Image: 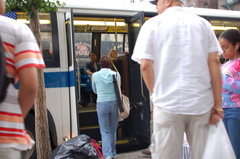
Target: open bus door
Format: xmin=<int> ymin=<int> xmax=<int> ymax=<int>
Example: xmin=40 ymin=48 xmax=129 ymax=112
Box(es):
xmin=127 ymin=12 xmax=151 ymax=146
xmin=65 ymin=8 xmax=80 ymax=137
xmin=64 ymin=7 xmax=152 ymax=150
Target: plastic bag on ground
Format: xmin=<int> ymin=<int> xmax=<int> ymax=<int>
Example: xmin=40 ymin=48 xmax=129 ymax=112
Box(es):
xmin=54 ymin=134 xmax=100 ymax=159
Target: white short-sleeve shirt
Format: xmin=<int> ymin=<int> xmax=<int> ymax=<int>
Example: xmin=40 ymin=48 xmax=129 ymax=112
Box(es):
xmin=132 ymin=7 xmax=222 ymax=115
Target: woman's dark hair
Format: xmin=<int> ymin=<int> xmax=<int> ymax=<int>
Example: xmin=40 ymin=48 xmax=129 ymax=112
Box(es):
xmin=219 ymin=29 xmax=240 ymax=52
xmin=89 ymin=51 xmax=96 ymax=57
xmin=100 ymin=55 xmax=113 ymax=69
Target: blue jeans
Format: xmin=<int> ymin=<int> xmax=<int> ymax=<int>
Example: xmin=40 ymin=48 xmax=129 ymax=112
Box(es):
xmin=223 ymin=107 xmax=240 ymax=159
xmin=97 ymin=100 xmax=118 ymax=159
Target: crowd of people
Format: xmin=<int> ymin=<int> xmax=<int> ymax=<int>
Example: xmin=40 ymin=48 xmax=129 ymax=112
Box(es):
xmin=86 ymin=49 xmax=121 ymax=159
xmin=86 ymin=22 xmax=240 ymax=159
xmin=66 ymin=1 xmax=240 ymax=158
xmin=132 ymin=0 xmax=240 ymax=159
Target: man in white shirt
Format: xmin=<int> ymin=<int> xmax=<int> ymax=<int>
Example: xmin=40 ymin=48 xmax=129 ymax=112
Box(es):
xmin=132 ymin=0 xmax=223 ymax=158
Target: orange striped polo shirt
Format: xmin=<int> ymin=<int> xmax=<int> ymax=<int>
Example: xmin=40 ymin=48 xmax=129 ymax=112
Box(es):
xmin=0 ymin=15 xmax=45 ymax=151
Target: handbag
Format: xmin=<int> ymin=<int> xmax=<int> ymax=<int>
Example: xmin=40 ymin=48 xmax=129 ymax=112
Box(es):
xmin=202 ymin=120 xmax=236 ymax=159
xmin=112 ymin=74 xmax=130 ymax=120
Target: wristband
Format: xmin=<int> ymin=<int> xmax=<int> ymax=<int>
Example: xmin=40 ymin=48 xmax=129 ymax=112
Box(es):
xmin=213 ymin=106 xmax=224 ymax=112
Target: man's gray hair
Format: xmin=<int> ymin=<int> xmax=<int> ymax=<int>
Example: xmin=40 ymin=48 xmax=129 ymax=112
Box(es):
xmin=149 ymin=0 xmax=185 ymax=5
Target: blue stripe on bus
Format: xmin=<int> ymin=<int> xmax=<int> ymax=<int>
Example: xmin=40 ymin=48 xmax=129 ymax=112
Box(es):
xmin=44 ymin=71 xmax=75 ymax=88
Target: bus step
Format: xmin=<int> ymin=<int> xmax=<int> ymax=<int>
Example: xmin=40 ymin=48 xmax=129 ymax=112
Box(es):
xmin=80 ymin=126 xmax=101 ymax=141
xmin=96 ymin=138 xmax=132 ymax=146
xmin=79 ymin=111 xmax=98 ymax=126
xmin=79 ymin=123 xmax=124 ymax=143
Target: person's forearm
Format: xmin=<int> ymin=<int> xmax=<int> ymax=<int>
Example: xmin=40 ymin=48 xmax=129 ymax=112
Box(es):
xmin=19 ymin=89 xmax=37 ymax=118
xmin=208 ymin=54 xmax=223 ymax=125
xmin=141 ymin=59 xmax=154 ymax=95
xmin=18 ymin=67 xmax=39 ymax=118
xmin=208 ymin=55 xmax=222 ymax=107
xmin=86 ymin=69 xmax=93 ymax=75
xmin=18 ymin=83 xmax=38 ymax=118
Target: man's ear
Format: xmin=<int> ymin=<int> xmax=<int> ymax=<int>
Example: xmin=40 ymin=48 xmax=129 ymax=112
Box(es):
xmin=164 ymin=0 xmax=172 ymax=7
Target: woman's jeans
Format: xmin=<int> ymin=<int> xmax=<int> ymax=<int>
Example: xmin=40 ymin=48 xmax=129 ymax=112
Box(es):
xmin=97 ymin=100 xmax=118 ymax=159
xmin=223 ymin=107 xmax=240 ymax=159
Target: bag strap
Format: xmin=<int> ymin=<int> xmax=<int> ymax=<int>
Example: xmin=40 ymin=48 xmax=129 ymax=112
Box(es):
xmin=113 ymin=74 xmax=124 ymax=112
xmin=90 ymin=139 xmax=104 ymax=159
xmin=115 ymin=73 xmax=121 ymax=93
xmin=112 ymin=62 xmax=118 ymax=72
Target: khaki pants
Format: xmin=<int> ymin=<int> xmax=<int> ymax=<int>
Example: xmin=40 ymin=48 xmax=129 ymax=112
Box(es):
xmin=0 ymin=147 xmax=22 ymax=159
xmin=151 ymin=107 xmax=210 ymax=159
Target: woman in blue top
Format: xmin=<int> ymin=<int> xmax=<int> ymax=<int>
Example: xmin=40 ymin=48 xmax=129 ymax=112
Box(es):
xmin=219 ymin=29 xmax=240 ymax=159
xmin=92 ymin=55 xmax=120 ymax=159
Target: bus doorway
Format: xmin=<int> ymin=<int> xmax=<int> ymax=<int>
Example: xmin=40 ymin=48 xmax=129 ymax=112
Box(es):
xmin=127 ymin=11 xmax=152 ymax=146
xmin=70 ymin=9 xmax=151 ymax=149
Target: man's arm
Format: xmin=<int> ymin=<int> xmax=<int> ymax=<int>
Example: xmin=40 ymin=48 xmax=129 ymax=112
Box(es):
xmin=18 ymin=67 xmax=39 ymax=118
xmin=208 ymin=52 xmax=223 ymax=124
xmin=140 ymin=59 xmax=154 ymax=95
xmin=86 ymin=69 xmax=93 ymax=75
xmin=85 ymin=62 xmax=93 ymax=75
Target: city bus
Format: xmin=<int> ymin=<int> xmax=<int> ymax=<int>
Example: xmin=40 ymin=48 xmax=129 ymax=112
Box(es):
xmin=15 ymin=2 xmax=240 ymax=158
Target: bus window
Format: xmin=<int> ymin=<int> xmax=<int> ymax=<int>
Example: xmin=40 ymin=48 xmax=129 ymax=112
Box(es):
xmin=100 ymin=33 xmax=127 ymax=56
xmin=42 ymin=34 xmax=53 ymax=61
xmin=124 ymin=36 xmax=129 ymax=53
xmin=17 ymin=12 xmax=60 ymax=67
xmin=209 ymin=18 xmax=240 ymax=37
xmin=74 ymin=33 xmax=92 ymax=67
xmin=39 ymin=13 xmax=53 ymax=62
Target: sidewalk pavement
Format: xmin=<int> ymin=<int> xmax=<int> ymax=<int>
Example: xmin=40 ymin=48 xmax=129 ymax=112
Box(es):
xmin=116 ymin=149 xmax=151 ymax=159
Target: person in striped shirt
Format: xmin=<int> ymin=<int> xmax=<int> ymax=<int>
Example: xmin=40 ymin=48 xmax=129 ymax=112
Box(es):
xmin=0 ymin=0 xmax=45 ymax=158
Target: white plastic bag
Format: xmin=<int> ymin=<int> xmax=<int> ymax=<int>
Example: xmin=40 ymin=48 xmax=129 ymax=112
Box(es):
xmin=181 ymin=133 xmax=191 ymax=159
xmin=202 ymin=120 xmax=236 ymax=159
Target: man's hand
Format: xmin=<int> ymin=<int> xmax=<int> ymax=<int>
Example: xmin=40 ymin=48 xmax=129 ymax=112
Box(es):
xmin=209 ymin=106 xmax=224 ymax=125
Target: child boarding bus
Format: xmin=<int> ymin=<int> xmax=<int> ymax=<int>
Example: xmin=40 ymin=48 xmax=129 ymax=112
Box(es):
xmin=15 ymin=2 xmax=240 ymax=158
